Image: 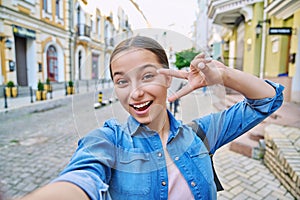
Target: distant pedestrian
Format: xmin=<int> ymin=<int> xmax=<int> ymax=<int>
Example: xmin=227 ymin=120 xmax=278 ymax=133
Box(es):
xmin=19 ymin=36 xmax=284 ymax=200
xmin=173 ymin=82 xmax=184 ymax=116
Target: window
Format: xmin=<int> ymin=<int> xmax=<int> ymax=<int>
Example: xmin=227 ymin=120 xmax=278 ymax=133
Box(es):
xmin=77 ymin=6 xmax=81 ymax=25
xmin=43 ymin=0 xmax=47 ymax=11
xmin=47 ymin=45 xmax=58 ymax=82
xmin=43 ymin=0 xmax=52 ymax=13
xmin=42 ymin=0 xmax=52 ymax=19
xmin=97 ymin=16 xmax=101 ymax=37
xmin=56 ymin=0 xmax=60 ymax=17
xmin=91 ymin=19 xmax=94 ymax=33
xmin=55 ymin=0 xmax=63 ymax=19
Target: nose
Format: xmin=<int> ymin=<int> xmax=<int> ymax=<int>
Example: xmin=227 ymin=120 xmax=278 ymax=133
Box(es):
xmin=131 ymin=85 xmax=144 ymax=100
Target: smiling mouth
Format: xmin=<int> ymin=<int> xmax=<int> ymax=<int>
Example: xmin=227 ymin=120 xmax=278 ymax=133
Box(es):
xmin=130 ymin=101 xmax=153 ymax=112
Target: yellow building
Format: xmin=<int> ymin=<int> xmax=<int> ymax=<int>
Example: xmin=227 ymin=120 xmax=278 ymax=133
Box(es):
xmin=0 ymin=0 xmax=133 ymax=93
xmin=208 ymin=0 xmax=300 ymax=103
xmin=0 ymin=0 xmax=70 ymax=90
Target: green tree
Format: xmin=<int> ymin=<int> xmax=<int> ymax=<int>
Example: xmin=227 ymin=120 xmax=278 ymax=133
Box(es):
xmin=174 ymin=48 xmax=201 ymax=70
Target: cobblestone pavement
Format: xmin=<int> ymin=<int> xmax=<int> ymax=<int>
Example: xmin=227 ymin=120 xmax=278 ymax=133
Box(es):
xmin=0 ymin=83 xmax=296 ymax=199
xmin=215 ymin=145 xmax=294 ymax=200
xmin=0 ymin=90 xmax=122 ymax=199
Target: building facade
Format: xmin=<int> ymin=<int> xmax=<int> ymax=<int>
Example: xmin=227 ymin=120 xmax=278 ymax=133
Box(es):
xmin=0 ymin=0 xmax=132 ymax=91
xmin=207 ymin=0 xmax=300 ymax=103
xmin=0 ymin=0 xmax=71 ymax=90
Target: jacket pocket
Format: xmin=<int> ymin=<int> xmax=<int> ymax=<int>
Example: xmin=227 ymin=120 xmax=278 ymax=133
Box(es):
xmin=119 ymin=149 xmax=150 ymax=164
xmin=186 ymin=142 xmax=214 ymax=184
xmin=110 ymin=170 xmax=151 ymax=195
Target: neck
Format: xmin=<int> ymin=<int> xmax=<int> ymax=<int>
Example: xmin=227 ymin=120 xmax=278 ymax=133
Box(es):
xmin=148 ymin=110 xmax=170 ymax=147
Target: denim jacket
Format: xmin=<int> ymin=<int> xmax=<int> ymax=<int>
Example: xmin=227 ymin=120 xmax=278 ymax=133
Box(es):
xmin=53 ymin=80 xmax=284 ymax=200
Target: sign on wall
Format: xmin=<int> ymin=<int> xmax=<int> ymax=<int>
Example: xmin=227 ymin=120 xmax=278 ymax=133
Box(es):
xmin=12 ymin=25 xmax=36 ymax=39
xmin=269 ymin=27 xmax=292 ymax=35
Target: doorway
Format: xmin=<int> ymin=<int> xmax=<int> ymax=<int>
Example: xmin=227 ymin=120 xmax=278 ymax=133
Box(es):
xmin=15 ymin=36 xmax=28 ymax=86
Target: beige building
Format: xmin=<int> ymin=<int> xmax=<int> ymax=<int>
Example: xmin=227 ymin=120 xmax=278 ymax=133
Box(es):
xmin=0 ymin=0 xmax=71 ymax=90
xmin=0 ymin=0 xmax=132 ymax=93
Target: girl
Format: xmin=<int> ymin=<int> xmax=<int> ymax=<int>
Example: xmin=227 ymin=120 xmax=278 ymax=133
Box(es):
xmin=20 ymin=36 xmax=283 ymax=200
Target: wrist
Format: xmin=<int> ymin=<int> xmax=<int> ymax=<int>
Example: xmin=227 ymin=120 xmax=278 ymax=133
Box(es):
xmin=220 ymin=66 xmax=230 ymax=87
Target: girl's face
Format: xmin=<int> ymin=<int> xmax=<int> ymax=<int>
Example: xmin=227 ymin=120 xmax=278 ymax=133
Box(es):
xmin=111 ymin=48 xmax=171 ymax=127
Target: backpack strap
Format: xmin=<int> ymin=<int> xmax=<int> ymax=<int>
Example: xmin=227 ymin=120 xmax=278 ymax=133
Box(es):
xmin=188 ymin=121 xmax=224 ymax=192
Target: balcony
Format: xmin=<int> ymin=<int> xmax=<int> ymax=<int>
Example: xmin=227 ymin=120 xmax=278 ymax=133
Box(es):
xmin=77 ymin=24 xmax=91 ymax=38
xmin=208 ymin=0 xmax=256 ymax=29
xmin=105 ymin=37 xmax=114 ymax=48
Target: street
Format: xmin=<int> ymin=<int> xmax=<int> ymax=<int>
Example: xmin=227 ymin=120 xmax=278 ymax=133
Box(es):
xmin=0 ymin=88 xmax=123 ymax=198
xmin=0 ymin=82 xmax=294 ymax=199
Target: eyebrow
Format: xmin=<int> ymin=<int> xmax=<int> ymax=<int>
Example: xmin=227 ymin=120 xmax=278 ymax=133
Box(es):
xmin=112 ymin=64 xmax=159 ymax=78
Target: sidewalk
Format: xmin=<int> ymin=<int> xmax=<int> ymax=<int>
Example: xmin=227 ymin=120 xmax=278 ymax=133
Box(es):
xmin=0 ymin=82 xmax=114 ymax=114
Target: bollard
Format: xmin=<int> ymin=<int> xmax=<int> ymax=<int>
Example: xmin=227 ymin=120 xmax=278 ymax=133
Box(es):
xmin=3 ymin=87 xmax=7 ymax=108
xmin=30 ymin=86 xmax=33 ymax=103
xmin=98 ymin=91 xmax=103 ymax=105
xmin=49 ymin=84 xmax=53 ymax=99
xmin=65 ymin=82 xmax=67 ymax=96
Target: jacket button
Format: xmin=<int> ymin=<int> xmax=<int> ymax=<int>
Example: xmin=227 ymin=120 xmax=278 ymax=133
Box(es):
xmin=191 ymin=181 xmax=196 ymax=187
xmin=174 ymin=156 xmax=179 ymax=161
xmin=157 ymin=152 xmax=162 ymax=157
xmin=161 ymin=181 xmax=166 ymax=186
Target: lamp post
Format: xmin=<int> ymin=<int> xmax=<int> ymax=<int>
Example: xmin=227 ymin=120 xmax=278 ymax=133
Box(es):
xmin=256 ymin=18 xmax=270 ymax=79
xmin=255 ymin=19 xmax=270 ymax=38
xmin=255 ymin=23 xmax=262 ymax=38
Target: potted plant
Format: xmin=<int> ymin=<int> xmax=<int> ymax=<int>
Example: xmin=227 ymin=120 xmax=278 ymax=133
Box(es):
xmin=67 ymin=80 xmax=75 ymax=95
xmin=5 ymin=81 xmax=18 ymax=97
xmin=36 ymin=80 xmax=47 ymax=101
xmin=44 ymin=78 xmax=52 ymax=92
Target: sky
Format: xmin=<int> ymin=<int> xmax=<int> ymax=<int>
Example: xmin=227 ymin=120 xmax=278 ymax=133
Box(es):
xmin=86 ymin=0 xmax=198 ymax=38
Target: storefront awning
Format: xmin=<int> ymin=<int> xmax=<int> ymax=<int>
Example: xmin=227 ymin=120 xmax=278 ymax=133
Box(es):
xmin=13 ymin=25 xmax=36 ymax=39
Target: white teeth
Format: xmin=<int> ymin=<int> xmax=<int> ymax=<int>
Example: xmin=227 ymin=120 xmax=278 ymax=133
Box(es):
xmin=133 ymin=101 xmax=150 ymax=109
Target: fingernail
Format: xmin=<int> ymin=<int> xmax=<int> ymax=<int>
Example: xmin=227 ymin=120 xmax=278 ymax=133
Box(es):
xmin=198 ymin=62 xmax=205 ymax=69
xmin=205 ymin=57 xmax=212 ymax=62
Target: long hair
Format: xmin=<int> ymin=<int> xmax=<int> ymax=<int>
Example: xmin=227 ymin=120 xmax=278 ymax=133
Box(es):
xmin=109 ymin=36 xmax=169 ymax=79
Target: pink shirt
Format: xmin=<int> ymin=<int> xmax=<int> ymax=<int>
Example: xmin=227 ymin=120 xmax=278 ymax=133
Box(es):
xmin=165 ymin=150 xmax=194 ymax=199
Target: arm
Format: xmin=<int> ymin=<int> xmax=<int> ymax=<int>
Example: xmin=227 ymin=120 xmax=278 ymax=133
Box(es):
xmin=18 ymin=127 xmax=116 ymax=200
xmin=18 ymin=182 xmax=89 ymax=200
xmin=197 ymin=80 xmax=284 ymax=153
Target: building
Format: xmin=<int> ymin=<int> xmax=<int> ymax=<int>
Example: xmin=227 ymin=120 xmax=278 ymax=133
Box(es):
xmin=0 ymin=0 xmax=71 ymax=90
xmin=0 ymin=0 xmax=133 ymax=93
xmin=207 ymin=0 xmax=300 ymax=103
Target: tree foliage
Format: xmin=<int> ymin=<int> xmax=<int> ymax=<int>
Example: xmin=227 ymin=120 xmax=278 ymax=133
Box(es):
xmin=174 ymin=48 xmax=201 ymax=70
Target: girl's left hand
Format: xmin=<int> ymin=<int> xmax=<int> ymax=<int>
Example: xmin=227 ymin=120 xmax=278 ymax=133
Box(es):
xmin=158 ymin=53 xmax=225 ymax=102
